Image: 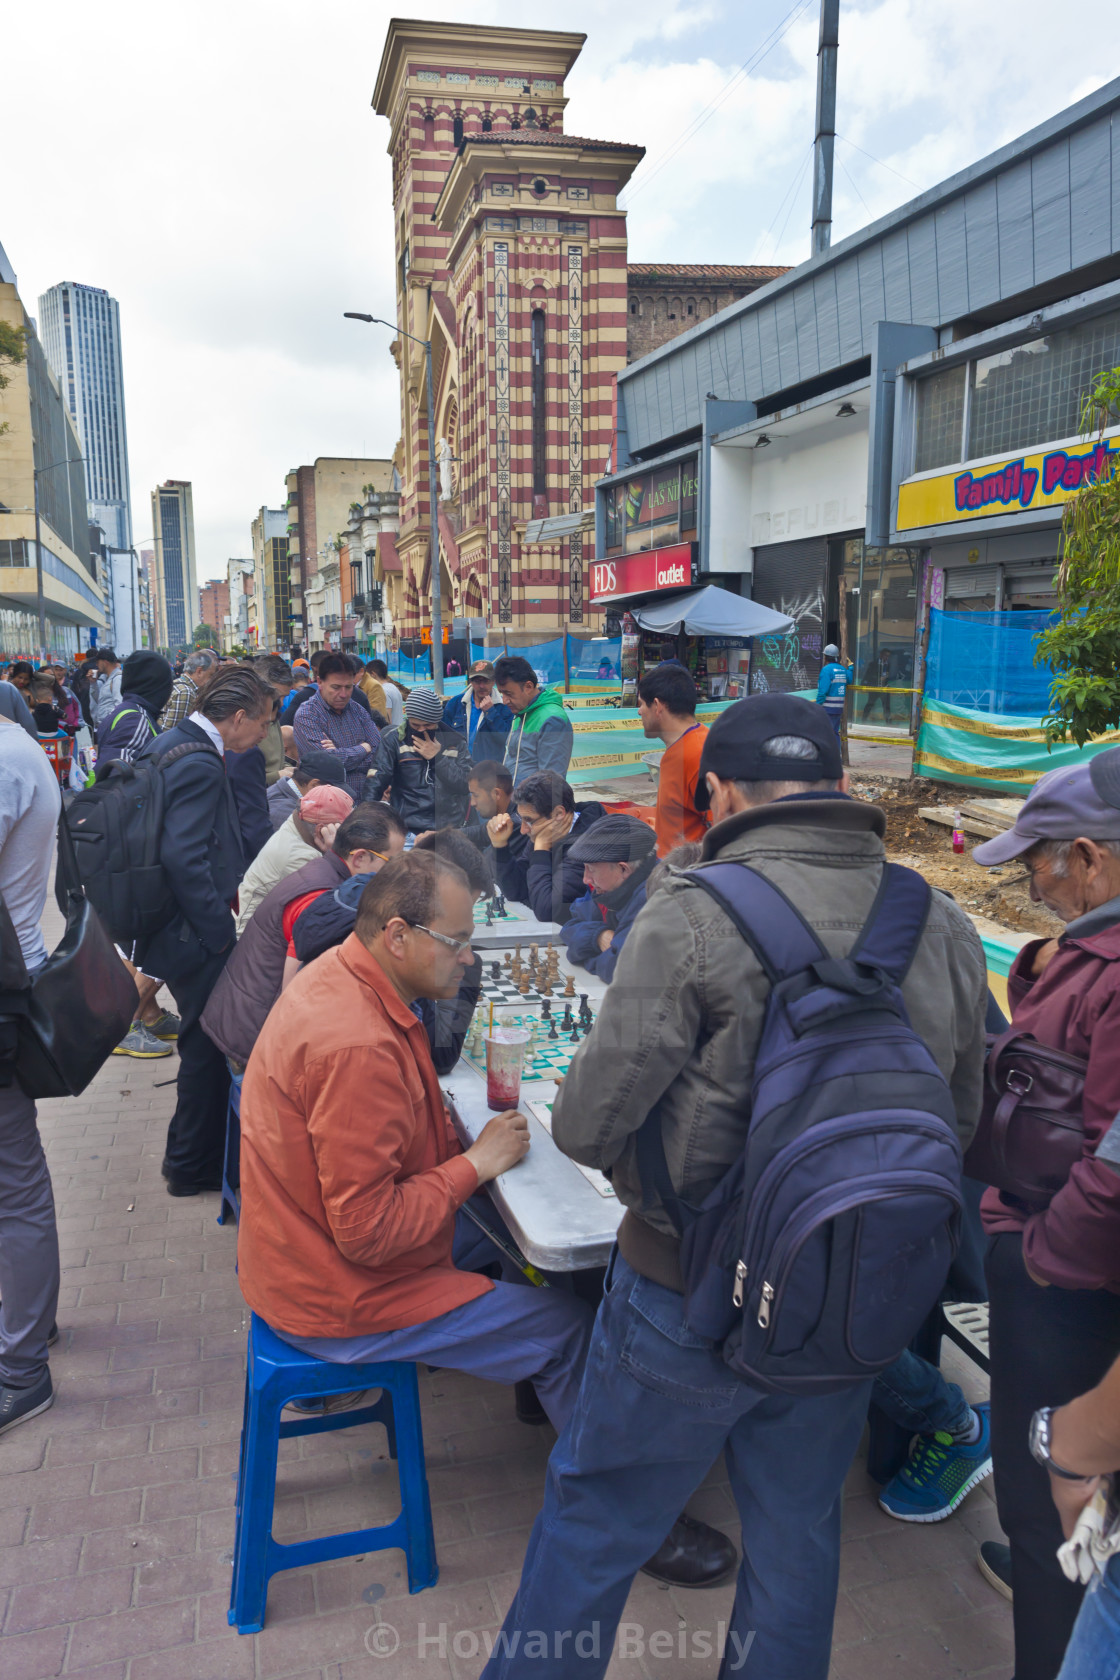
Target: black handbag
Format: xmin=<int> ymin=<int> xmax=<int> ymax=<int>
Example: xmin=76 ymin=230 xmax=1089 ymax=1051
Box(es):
xmin=962 ymin=1029 xmax=1087 ymax=1209
xmin=0 ymin=812 xmax=137 ymax=1099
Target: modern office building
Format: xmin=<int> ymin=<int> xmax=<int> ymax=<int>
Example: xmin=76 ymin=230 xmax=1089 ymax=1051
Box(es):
xmin=38 ymin=281 xmax=133 ymax=551
xmin=0 ymin=245 xmax=107 ymax=656
xmin=251 ymin=507 xmax=290 ymax=650
xmin=284 ymin=457 xmax=394 ymax=648
xmin=151 ymin=480 xmax=197 ymax=652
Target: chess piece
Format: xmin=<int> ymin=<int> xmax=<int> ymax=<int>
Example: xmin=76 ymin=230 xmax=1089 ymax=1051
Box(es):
xmin=578 ymin=994 xmax=591 ymax=1020
xmin=569 ymin=1030 xmax=580 ymax=1046
xmin=548 ymin=1018 xmax=558 ymax=1040
xmin=541 ymin=1000 xmax=551 ymax=1019
xmin=561 ymin=1004 xmax=573 ymax=1032
xmin=514 ymin=943 xmax=522 ymax=965
xmin=530 ymin=944 xmax=539 ymax=964
xmin=540 ymin=980 xmax=552 ymax=998
xmin=494 ymin=892 xmax=506 ymax=916
xmin=519 ymin=974 xmax=531 ymax=996
xmin=503 ymin=950 xmax=513 ymax=972
xmin=485 ymin=901 xmax=494 ymax=926
xmin=564 ymin=974 xmax=575 ymax=998
xmin=490 ymin=962 xmax=501 ymax=982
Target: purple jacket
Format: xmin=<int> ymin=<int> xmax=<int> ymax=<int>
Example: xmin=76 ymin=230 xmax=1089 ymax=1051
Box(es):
xmin=982 ymin=905 xmax=1120 ymax=1291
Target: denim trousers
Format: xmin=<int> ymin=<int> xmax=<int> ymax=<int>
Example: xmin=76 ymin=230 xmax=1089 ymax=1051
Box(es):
xmin=1057 ymin=1553 xmax=1120 ymax=1680
xmin=871 ymin=1346 xmax=971 ymax=1437
xmin=481 ymin=1254 xmax=871 ymax=1680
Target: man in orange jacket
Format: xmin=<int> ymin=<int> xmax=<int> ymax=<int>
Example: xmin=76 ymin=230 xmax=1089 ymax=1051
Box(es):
xmin=237 ymin=850 xmax=592 ymax=1428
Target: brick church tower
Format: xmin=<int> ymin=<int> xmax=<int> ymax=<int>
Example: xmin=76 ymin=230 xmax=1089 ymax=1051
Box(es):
xmin=372 ymin=21 xmax=642 ymax=647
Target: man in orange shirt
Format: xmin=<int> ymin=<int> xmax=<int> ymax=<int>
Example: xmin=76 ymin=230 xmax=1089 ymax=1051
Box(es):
xmin=638 ymin=665 xmax=710 ymax=858
xmin=237 ymin=851 xmax=593 ymax=1429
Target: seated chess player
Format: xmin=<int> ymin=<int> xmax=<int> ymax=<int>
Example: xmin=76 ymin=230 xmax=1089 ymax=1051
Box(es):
xmin=558 ymin=814 xmax=659 ymax=983
xmin=238 ymin=851 xmax=595 ymax=1428
xmin=291 ymin=829 xmax=486 ymax=1075
xmin=486 ymin=771 xmax=606 ymax=926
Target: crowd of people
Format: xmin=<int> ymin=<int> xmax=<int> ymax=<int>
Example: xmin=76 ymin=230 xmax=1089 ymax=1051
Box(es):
xmin=0 ymin=642 xmax=1116 ymax=1680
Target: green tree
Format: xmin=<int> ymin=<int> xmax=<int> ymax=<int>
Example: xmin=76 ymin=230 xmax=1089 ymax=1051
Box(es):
xmin=0 ymin=320 xmax=27 ymax=437
xmin=1036 ymin=367 xmax=1120 ymax=745
xmin=193 ymin=621 xmax=220 ymax=650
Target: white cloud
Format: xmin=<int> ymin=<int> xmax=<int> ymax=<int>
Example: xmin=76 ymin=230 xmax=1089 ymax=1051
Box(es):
xmin=1 ymin=0 xmax=1113 ymax=572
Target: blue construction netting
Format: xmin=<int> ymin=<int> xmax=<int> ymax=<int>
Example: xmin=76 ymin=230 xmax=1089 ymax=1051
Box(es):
xmin=925 ymin=608 xmax=1058 ymax=716
xmin=385 ymin=634 xmax=623 ymax=688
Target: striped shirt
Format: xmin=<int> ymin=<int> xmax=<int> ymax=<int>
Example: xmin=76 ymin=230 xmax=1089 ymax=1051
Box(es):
xmin=292 ymin=689 xmax=380 ymax=799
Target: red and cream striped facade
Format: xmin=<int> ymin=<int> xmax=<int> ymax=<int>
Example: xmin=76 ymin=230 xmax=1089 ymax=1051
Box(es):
xmin=372 ymin=21 xmax=642 ymax=648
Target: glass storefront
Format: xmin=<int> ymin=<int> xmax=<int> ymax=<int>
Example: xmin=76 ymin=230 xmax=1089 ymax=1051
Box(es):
xmin=603 ymin=456 xmax=699 ymax=555
xmin=838 ymin=540 xmax=920 ymax=722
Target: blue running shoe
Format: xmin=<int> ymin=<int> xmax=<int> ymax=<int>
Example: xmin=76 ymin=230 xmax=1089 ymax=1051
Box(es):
xmin=879 ymin=1402 xmax=992 ymax=1523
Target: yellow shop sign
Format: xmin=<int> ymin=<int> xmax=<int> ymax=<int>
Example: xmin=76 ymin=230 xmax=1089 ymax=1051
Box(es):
xmin=896 ymin=433 xmax=1120 ymax=531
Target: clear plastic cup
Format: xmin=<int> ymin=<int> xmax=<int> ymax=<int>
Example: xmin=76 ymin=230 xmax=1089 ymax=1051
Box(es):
xmin=485 ymin=1027 xmax=532 ymax=1110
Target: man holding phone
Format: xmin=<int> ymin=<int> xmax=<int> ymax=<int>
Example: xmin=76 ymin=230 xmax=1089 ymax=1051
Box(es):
xmin=364 ymin=687 xmax=474 ymax=833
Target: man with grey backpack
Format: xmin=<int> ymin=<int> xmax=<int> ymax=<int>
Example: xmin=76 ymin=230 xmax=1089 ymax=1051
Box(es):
xmin=482 ymin=694 xmax=988 ymax=1680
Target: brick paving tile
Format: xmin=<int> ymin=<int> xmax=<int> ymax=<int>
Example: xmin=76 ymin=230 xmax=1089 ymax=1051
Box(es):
xmin=0 ymin=898 xmax=1016 ymax=1680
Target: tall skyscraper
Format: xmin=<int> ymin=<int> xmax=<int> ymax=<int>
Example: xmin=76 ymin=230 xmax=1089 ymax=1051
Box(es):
xmin=38 ymin=281 xmax=133 ymax=551
xmin=151 ymin=480 xmax=197 ymax=651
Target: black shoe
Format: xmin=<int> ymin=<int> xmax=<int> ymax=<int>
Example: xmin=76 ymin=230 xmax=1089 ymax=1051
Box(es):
xmin=0 ymin=1370 xmax=54 ymax=1438
xmin=977 ymin=1540 xmax=1013 ymax=1602
xmin=515 ymin=1379 xmax=548 ymax=1425
xmin=165 ymin=1177 xmax=223 ymax=1197
xmin=641 ymin=1514 xmax=738 ymax=1588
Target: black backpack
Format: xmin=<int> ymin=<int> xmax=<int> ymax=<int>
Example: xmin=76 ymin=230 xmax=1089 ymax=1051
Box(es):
xmin=63 ymin=740 xmax=211 ymax=946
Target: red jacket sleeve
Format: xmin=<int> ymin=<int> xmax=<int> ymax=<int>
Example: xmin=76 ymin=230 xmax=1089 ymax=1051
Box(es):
xmin=1022 ymin=979 xmax=1120 ymax=1290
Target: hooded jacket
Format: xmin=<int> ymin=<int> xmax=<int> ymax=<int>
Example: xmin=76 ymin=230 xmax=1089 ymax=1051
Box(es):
xmin=503 ymin=686 xmax=574 ymax=783
xmin=559 ymin=850 xmax=658 ymax=983
xmin=551 ymin=795 xmax=988 ymax=1293
xmin=492 ymin=800 xmax=606 ymax=925
xmin=364 ymin=722 xmax=473 ymax=832
xmin=95 ymin=652 xmax=174 ymax=766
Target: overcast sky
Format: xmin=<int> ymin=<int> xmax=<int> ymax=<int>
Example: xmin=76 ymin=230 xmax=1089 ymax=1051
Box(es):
xmin=2 ymin=0 xmax=1112 ymax=575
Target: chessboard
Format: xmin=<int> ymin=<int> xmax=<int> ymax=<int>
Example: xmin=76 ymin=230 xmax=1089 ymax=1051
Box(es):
xmin=473 ymin=894 xmax=521 ymax=927
xmin=461 ymin=1007 xmax=596 ymax=1086
xmin=477 ymin=944 xmax=583 ymax=1009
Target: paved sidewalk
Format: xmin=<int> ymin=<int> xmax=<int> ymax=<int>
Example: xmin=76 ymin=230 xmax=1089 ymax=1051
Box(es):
xmin=0 ymin=909 xmax=1012 ymax=1679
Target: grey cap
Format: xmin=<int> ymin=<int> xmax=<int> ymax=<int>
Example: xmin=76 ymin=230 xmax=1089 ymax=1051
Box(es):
xmin=1089 ymin=745 xmax=1120 ymax=810
xmin=568 ymin=814 xmax=657 ymax=865
xmin=972 ymin=760 xmax=1120 ymax=865
xmin=404 ymin=686 xmax=444 ymax=724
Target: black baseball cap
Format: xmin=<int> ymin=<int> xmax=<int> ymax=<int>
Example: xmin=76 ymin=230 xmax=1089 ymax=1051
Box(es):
xmin=293 ymin=751 xmax=348 ymax=788
xmin=694 ymin=694 xmax=844 ymax=811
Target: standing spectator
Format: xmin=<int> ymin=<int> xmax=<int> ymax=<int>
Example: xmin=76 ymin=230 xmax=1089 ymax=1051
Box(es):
xmin=364 ymin=687 xmax=472 ymax=833
xmin=8 ymin=661 xmax=33 ymax=698
xmin=367 ymin=658 xmax=404 ymax=729
xmin=971 ymin=759 xmax=1120 ymax=1679
xmin=29 ymin=676 xmax=64 ymax=736
xmin=559 ymin=815 xmax=658 ymax=983
xmin=92 ymin=647 xmax=123 ymax=726
xmin=71 ymin=648 xmax=100 ymax=727
xmin=484 ymin=694 xmax=987 ymax=1680
xmin=442 ymin=659 xmax=513 ymax=762
xmin=234 ymin=783 xmax=353 ymax=934
xmin=0 ymin=715 xmax=62 ymax=1434
xmin=136 ymin=666 xmax=273 ymax=1196
xmin=292 ymin=651 xmax=380 ymax=800
xmin=159 ymin=648 xmax=219 ymax=732
xmin=0 ymin=677 xmax=37 ymax=739
xmin=95 ymin=651 xmax=174 ymax=767
xmin=356 ymin=661 xmax=389 ymax=722
xmin=637 ymin=664 xmax=709 ymax=857
xmin=495 ymin=656 xmax=573 ymax=781
xmin=266 ymin=749 xmax=348 ymax=832
xmin=816 ymin=643 xmax=854 ymax=738
xmin=251 ymin=654 xmax=293 ymax=788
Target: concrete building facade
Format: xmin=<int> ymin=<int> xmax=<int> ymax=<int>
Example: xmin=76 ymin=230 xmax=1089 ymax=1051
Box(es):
xmin=38 ymin=280 xmax=133 ymax=551
xmin=373 ymin=20 xmax=645 ymax=650
xmin=251 ymin=506 xmax=290 ymax=651
xmin=626 ymin=264 xmax=787 ymax=363
xmin=284 ymin=458 xmax=394 ymax=651
xmin=199 ymin=577 xmax=230 ymax=643
xmin=151 ymin=480 xmax=197 ymax=653
xmin=0 ymin=249 xmax=107 ymax=656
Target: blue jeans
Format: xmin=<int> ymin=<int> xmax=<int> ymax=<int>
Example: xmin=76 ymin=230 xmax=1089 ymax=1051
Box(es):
xmin=1058 ymin=1553 xmax=1120 ymax=1680
xmin=481 ymin=1255 xmax=871 ymax=1680
xmin=871 ymin=1347 xmax=971 ymax=1438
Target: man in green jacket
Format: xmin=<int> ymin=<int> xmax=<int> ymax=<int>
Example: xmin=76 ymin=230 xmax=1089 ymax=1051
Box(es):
xmin=494 ymin=656 xmax=573 ymax=782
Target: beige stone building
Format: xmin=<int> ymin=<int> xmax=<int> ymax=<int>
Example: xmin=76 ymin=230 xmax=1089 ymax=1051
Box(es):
xmin=284 ymin=457 xmax=394 ymax=653
xmin=626 ymin=264 xmax=788 ymax=363
xmin=0 ymin=258 xmax=107 ymax=656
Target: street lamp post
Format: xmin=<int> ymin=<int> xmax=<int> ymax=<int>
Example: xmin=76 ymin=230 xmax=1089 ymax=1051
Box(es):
xmin=344 ymin=311 xmax=444 ymax=693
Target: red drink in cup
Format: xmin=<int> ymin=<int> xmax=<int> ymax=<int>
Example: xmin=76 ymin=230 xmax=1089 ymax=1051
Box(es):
xmin=485 ymin=1027 xmax=531 ymax=1110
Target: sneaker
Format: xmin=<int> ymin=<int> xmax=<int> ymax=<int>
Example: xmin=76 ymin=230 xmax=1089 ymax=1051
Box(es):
xmin=145 ymin=1009 xmax=181 ymax=1040
xmin=0 ymin=1370 xmax=54 ymax=1438
xmin=878 ymin=1402 xmax=992 ymax=1523
xmin=285 ymin=1391 xmax=377 ymax=1416
xmin=112 ymin=1023 xmax=173 ymax=1058
xmin=977 ymin=1540 xmax=1013 ymax=1601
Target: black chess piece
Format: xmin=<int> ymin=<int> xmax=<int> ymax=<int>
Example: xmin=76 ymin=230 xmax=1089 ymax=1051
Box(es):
xmin=548 ymin=1018 xmax=558 ymax=1040
xmin=491 ymin=962 xmax=501 ymax=982
xmin=494 ymin=892 xmax=506 ymax=916
xmin=569 ymin=1030 xmax=580 ymax=1045
xmin=561 ymin=1004 xmax=573 ymax=1032
xmin=541 ymin=1000 xmax=551 ymax=1020
xmin=485 ymin=901 xmax=494 ymax=926
xmin=578 ymin=994 xmax=592 ymax=1022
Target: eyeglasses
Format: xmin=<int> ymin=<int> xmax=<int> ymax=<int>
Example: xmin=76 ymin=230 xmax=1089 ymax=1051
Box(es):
xmin=406 ymin=921 xmax=474 ymax=954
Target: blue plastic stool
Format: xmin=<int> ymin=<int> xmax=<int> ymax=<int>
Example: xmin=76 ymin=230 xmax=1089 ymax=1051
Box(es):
xmin=217 ymin=1074 xmax=241 ymax=1227
xmin=228 ymin=1314 xmax=438 ymax=1633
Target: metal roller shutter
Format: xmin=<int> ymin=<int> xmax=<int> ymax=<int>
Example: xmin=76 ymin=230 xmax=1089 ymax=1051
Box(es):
xmin=749 ymin=538 xmax=827 ymax=695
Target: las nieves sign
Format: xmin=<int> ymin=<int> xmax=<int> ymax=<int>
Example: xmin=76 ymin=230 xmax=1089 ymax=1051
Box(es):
xmin=589 ymin=542 xmax=696 ymax=603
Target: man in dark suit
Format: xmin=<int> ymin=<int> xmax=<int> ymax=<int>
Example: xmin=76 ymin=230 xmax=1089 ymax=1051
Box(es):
xmin=138 ymin=666 xmax=275 ymax=1196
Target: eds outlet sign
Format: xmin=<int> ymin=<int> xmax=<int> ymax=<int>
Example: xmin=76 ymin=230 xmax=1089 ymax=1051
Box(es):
xmin=590 ymin=542 xmax=697 ymax=603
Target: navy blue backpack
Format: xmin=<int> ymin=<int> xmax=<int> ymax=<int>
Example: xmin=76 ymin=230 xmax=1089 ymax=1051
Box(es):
xmin=638 ymin=861 xmax=964 ymax=1395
